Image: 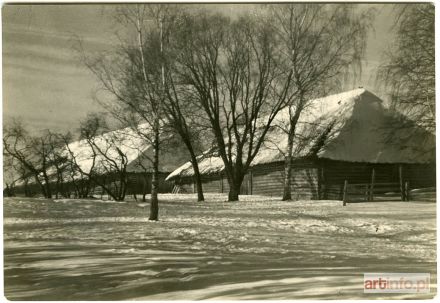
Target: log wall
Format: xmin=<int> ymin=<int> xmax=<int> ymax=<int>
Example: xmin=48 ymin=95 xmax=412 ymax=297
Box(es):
xmin=251 ymin=161 xmax=319 ymax=199
xmin=175 ymin=159 xmax=435 ymax=200
xmin=403 ymin=163 xmax=436 ymax=189
xmin=178 ymin=173 xmax=249 ymax=194
xmin=320 ymin=159 xmax=436 ymax=199
xmin=126 ymin=172 xmax=173 ymax=194
xmin=176 ymin=161 xmax=319 ymax=199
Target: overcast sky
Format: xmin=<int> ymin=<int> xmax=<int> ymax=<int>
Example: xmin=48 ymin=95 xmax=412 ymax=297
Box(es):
xmin=2 ymin=4 xmax=397 ymax=134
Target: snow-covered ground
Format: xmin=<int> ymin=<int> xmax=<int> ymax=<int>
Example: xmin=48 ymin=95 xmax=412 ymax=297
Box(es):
xmin=3 ymin=194 xmax=436 ymax=300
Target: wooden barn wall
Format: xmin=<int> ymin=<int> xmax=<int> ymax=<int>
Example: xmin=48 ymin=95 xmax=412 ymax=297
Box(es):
xmin=402 ymin=163 xmax=436 ymax=188
xmin=319 ymin=159 xmax=436 ymax=199
xmin=320 ymin=160 xmax=401 ymax=199
xmin=200 ymin=175 xmax=222 ymax=193
xmin=251 ymin=161 xmax=318 ymax=199
xmin=175 ymin=177 xmax=194 ymax=193
xmin=177 ymin=174 xmax=249 ymax=194
xmin=179 ymin=182 xmax=194 ymax=193
xmin=12 ymin=161 xmax=434 ymax=200
xmin=125 ymin=172 xmax=173 ymax=194
xmin=174 ymin=159 xmax=435 ymax=200
xmin=176 ymin=160 xmax=319 ymax=199
xmin=321 ymin=160 xmax=375 ymax=200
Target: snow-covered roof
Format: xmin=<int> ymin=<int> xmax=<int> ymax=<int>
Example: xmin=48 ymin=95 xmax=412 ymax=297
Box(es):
xmin=166 ymin=88 xmax=435 ymax=181
xmin=64 ymin=124 xmax=150 ymax=176
xmin=166 ymin=154 xmax=225 ymax=181
xmin=65 ymin=123 xmax=189 ymax=177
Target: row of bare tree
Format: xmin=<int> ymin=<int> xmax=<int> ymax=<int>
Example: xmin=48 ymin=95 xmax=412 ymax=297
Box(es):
xmin=3 ymin=114 xmax=154 ymax=202
xmin=5 ymin=4 xmax=431 ymax=222
xmin=73 ymin=4 xmax=373 ymax=220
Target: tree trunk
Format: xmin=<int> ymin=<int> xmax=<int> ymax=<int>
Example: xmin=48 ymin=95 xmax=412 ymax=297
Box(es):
xmin=85 ymin=178 xmax=92 ymax=198
xmin=46 ymin=186 xmax=52 ymax=199
xmin=116 ymin=176 xmax=127 ymax=201
xmin=121 ymin=177 xmax=127 ymax=201
xmin=227 ymin=171 xmax=244 ymax=202
xmin=55 ymin=177 xmax=60 ymax=199
xmin=55 ymin=171 xmax=64 ymax=199
xmin=141 ymin=173 xmax=147 ymax=202
xmin=189 ymin=149 xmax=204 ymax=202
xmin=149 ymin=127 xmax=160 ymax=221
xmin=24 ymin=180 xmax=29 ymax=197
xmin=4 ymin=184 xmax=14 ymax=197
xmin=42 ymin=172 xmax=52 ymax=199
xmin=282 ymin=103 xmax=303 ymax=201
xmin=282 ymin=127 xmax=295 ymax=201
xmin=228 ymin=182 xmax=241 ymax=201
xmin=194 ymin=173 xmax=204 ymax=202
xmin=34 ymin=174 xmax=47 ymax=198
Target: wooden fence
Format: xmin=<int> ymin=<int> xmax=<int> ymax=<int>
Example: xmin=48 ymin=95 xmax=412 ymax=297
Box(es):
xmin=342 ymin=181 xmax=410 ymax=205
xmin=409 ymin=187 xmax=436 ymax=202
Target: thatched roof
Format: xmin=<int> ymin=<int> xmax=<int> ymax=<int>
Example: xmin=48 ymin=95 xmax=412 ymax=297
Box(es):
xmin=66 ymin=124 xmax=189 ymax=177
xmin=125 ymin=141 xmax=190 ymax=174
xmin=17 ymin=124 xmax=190 ymax=186
xmin=166 ymin=89 xmax=435 ymax=181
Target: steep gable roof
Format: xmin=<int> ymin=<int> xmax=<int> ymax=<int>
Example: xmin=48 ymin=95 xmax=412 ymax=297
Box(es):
xmin=166 ymin=89 xmax=435 ymax=180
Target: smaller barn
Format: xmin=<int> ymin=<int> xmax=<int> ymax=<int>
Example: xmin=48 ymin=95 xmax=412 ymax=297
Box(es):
xmin=166 ymin=89 xmax=436 ymax=200
xmin=13 ymin=124 xmax=190 ymax=198
xmin=64 ymin=124 xmax=190 ymax=197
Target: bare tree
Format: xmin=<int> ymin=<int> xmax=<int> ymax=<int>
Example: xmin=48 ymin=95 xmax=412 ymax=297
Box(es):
xmin=10 ymin=161 xmax=34 ymax=197
xmin=63 ymin=114 xmax=129 ymax=201
xmin=378 ymin=3 xmax=434 ymax=133
xmin=76 ymin=5 xmax=174 ymax=219
xmin=3 ymin=120 xmax=55 ymax=198
xmin=61 ymin=132 xmax=95 ymax=199
xmin=173 ymin=12 xmax=300 ymax=201
xmin=270 ymin=4 xmax=372 ymax=200
xmin=42 ymin=130 xmax=71 ymax=199
xmin=3 ymin=154 xmax=19 ymax=197
xmin=162 ymin=75 xmax=209 ymax=202
xmin=3 ymin=124 xmax=69 ymax=199
xmin=118 ymin=6 xmax=209 ymax=202
xmin=128 ymin=147 xmax=152 ymax=202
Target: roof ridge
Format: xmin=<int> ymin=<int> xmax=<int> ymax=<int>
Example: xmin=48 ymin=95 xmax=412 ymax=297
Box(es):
xmin=311 ymin=87 xmax=367 ymax=103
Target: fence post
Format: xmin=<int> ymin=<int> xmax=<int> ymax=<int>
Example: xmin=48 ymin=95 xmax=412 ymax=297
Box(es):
xmin=249 ymin=170 xmax=253 ymax=195
xmin=405 ymin=181 xmax=410 ymax=201
xmin=365 ymin=184 xmax=369 ymax=202
xmin=370 ymin=167 xmax=376 ymax=201
xmin=342 ymin=180 xmax=348 ymax=206
xmin=399 ymin=164 xmax=405 ymax=201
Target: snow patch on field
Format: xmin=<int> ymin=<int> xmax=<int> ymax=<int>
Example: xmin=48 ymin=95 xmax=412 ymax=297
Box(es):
xmin=53 ymin=198 xmax=126 ymax=204
xmin=3 ymin=195 xmax=436 ymax=300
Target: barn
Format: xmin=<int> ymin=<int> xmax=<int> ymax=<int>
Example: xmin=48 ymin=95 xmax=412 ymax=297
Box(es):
xmin=13 ymin=124 xmax=191 ymax=198
xmin=166 ymin=89 xmax=436 ymax=201
xmin=124 ymin=140 xmax=190 ymax=195
xmin=65 ymin=124 xmax=190 ymax=197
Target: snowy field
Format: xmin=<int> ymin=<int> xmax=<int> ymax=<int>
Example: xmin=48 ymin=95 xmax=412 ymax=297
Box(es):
xmin=3 ymin=194 xmax=437 ymax=300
